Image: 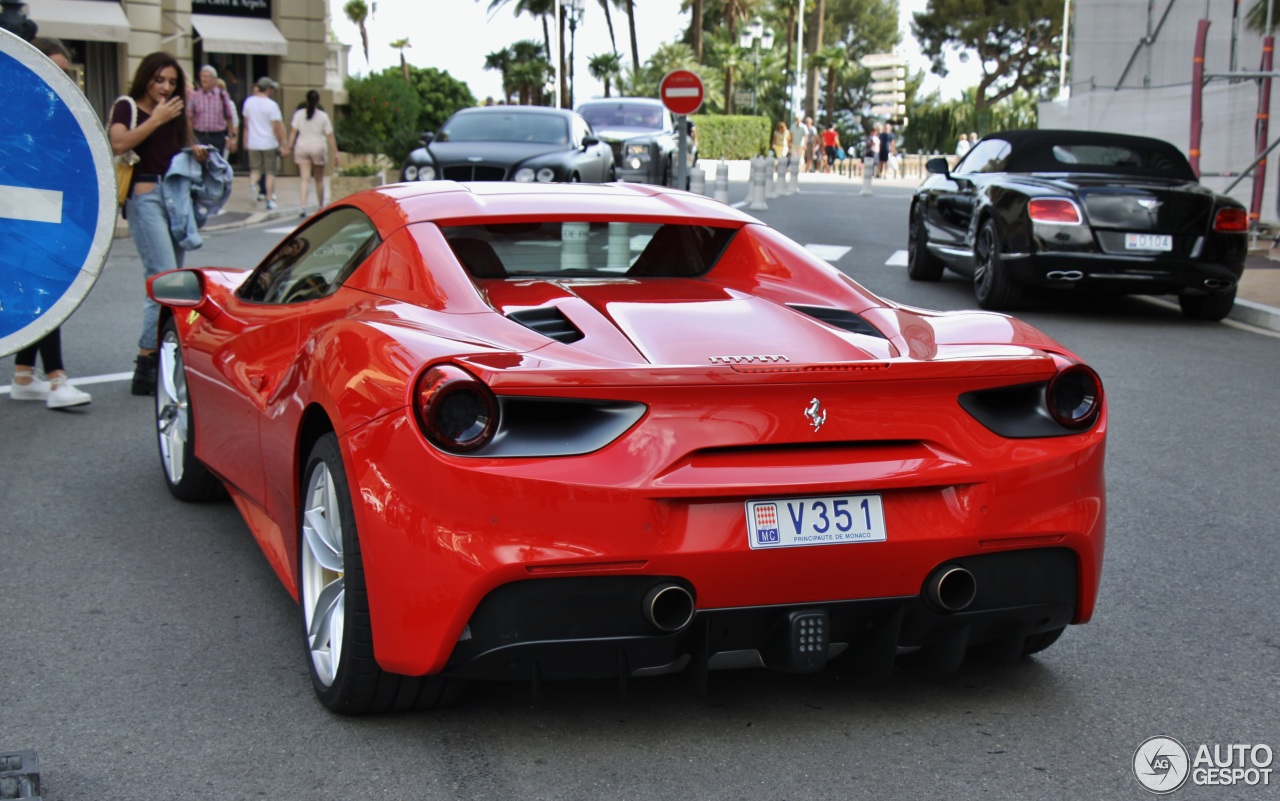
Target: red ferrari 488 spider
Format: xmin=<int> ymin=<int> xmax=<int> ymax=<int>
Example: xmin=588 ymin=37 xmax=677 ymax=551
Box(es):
xmin=148 ymin=181 xmax=1106 ymax=714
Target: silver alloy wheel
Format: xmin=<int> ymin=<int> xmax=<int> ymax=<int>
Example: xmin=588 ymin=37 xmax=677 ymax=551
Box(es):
xmin=301 ymin=460 xmax=346 ymax=688
xmin=156 ymin=330 xmax=188 ymax=486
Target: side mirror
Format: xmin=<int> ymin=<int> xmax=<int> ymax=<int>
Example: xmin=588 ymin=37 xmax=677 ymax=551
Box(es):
xmin=926 ymin=156 xmax=951 ymax=177
xmin=420 ymin=131 xmax=435 ymax=145
xmin=582 ymin=134 xmax=600 ymax=149
xmin=149 ymin=269 xmax=205 ymax=307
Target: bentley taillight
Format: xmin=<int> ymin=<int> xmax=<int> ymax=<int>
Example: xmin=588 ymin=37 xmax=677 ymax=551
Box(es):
xmin=414 ymin=364 xmax=498 ymax=453
xmin=1028 ymin=198 xmax=1083 ymax=225
xmin=1046 ymin=365 xmax=1103 ymax=429
xmin=1213 ymin=207 xmax=1249 ymax=232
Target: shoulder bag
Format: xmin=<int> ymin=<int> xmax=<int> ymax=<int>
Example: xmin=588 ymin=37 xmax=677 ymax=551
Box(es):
xmin=112 ymin=95 xmax=140 ymax=207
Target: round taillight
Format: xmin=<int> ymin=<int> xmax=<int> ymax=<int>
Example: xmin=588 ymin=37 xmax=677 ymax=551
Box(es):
xmin=1046 ymin=364 xmax=1103 ymax=429
xmin=1213 ymin=207 xmax=1249 ymax=232
xmin=414 ymin=365 xmax=498 ymax=453
xmin=1028 ymin=198 xmax=1082 ymax=225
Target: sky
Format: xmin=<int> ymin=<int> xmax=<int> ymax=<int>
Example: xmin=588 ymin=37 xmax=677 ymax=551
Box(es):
xmin=326 ymin=0 xmax=981 ymax=105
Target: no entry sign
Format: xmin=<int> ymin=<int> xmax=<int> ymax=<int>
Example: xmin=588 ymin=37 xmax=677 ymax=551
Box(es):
xmin=659 ymin=69 xmax=704 ymax=116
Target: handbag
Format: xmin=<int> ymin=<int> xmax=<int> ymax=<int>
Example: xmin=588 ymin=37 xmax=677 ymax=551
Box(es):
xmin=112 ymin=95 xmax=140 ymax=207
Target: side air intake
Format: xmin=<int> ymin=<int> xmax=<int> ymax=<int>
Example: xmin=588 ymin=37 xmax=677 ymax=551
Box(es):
xmin=788 ymin=305 xmax=887 ymax=339
xmin=507 ymin=307 xmax=585 ymax=344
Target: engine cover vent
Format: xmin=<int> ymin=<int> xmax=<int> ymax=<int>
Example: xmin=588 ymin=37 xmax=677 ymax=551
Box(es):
xmin=788 ymin=305 xmax=886 ymax=339
xmin=508 ymin=306 xmax=586 ymax=344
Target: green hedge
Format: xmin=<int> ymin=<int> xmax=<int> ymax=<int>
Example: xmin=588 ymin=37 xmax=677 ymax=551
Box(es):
xmin=692 ymin=115 xmax=771 ymax=160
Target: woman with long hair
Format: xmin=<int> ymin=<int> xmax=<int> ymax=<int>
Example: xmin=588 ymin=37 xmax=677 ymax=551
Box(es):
xmin=108 ymin=52 xmax=206 ymax=395
xmin=288 ymin=89 xmax=338 ymax=215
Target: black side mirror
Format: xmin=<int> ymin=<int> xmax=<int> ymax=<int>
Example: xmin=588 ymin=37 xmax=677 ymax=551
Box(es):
xmin=926 ymin=156 xmax=951 ymax=177
xmin=582 ymin=134 xmax=600 ymax=149
xmin=420 ymin=131 xmax=435 ymax=145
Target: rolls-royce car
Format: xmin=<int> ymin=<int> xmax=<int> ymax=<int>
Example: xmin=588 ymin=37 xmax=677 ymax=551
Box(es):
xmin=577 ymin=97 xmax=696 ymax=185
xmin=400 ymin=106 xmax=615 ymax=184
xmin=147 ymin=181 xmax=1106 ymax=714
xmin=909 ymin=129 xmax=1248 ymax=320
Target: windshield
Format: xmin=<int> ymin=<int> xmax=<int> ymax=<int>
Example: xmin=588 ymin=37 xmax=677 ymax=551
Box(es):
xmin=439 ymin=112 xmax=570 ymax=145
xmin=443 ymin=221 xmax=736 ymax=278
xmin=579 ymin=103 xmax=664 ymax=131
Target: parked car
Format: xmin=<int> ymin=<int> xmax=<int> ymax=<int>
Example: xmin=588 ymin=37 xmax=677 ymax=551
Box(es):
xmin=577 ymin=97 xmax=695 ymax=185
xmin=909 ymin=129 xmax=1249 ymax=320
xmin=400 ymin=106 xmax=614 ymax=184
xmin=147 ymin=181 xmax=1106 ymax=714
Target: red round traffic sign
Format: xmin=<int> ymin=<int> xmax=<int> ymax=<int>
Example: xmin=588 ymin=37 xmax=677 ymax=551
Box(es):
xmin=659 ymin=69 xmax=704 ymax=116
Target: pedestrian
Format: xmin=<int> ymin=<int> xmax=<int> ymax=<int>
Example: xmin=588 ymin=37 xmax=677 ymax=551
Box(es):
xmin=821 ymin=121 xmax=840 ymax=174
xmin=804 ymin=116 xmax=818 ymax=172
xmin=955 ymin=132 xmax=970 ymax=157
xmin=109 ymin=52 xmax=218 ymax=395
xmin=10 ymin=36 xmax=92 ymax=409
xmin=877 ymin=122 xmax=895 ymax=178
xmin=789 ymin=114 xmax=807 ymax=172
xmin=864 ymin=124 xmax=881 ymax=178
xmin=288 ymin=89 xmax=338 ymax=215
xmin=187 ymin=65 xmax=238 ymax=157
xmin=243 ymin=76 xmax=289 ymax=210
xmin=771 ymin=120 xmax=790 ymax=160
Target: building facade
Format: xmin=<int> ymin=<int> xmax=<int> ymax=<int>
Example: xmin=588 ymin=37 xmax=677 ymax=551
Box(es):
xmin=24 ymin=0 xmax=349 ymax=168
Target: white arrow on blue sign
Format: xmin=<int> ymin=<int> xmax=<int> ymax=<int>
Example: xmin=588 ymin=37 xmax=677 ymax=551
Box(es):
xmin=0 ymin=28 xmax=116 ymax=357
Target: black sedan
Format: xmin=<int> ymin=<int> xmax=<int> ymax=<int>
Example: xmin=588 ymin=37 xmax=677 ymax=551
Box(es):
xmin=401 ymin=106 xmax=615 ymax=184
xmin=908 ymin=129 xmax=1249 ymax=320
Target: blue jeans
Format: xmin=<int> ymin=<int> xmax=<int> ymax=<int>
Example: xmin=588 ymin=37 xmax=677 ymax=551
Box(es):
xmin=127 ymin=188 xmax=184 ymax=350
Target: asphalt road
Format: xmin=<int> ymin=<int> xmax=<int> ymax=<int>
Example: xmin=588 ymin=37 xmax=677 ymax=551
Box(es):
xmin=1 ymin=182 xmax=1277 ymax=800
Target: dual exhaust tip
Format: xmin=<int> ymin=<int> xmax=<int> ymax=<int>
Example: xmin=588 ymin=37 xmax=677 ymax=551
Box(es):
xmin=925 ymin=565 xmax=978 ymax=612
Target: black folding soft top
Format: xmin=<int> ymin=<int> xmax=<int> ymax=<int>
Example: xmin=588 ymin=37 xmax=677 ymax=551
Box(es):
xmin=982 ymin=129 xmax=1198 ymax=180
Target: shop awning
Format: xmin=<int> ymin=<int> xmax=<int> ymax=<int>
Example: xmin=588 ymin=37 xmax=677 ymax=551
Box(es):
xmin=191 ymin=14 xmax=289 ymax=57
xmin=28 ymin=0 xmax=131 ymax=43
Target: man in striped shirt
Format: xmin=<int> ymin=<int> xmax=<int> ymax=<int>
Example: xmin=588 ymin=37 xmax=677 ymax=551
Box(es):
xmin=188 ymin=65 xmax=238 ymax=156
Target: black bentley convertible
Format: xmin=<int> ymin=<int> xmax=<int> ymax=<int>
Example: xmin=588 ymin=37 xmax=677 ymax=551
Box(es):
xmin=908 ymin=129 xmax=1249 ymax=320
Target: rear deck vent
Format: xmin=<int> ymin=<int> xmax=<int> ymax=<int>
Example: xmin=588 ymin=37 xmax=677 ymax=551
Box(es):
xmin=789 ymin=305 xmax=886 ymax=339
xmin=508 ymin=306 xmax=585 ymax=344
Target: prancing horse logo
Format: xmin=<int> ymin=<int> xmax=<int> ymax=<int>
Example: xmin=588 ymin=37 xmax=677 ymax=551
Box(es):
xmin=805 ymin=398 xmax=827 ymax=432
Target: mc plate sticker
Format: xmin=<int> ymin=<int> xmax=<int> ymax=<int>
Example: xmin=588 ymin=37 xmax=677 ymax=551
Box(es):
xmin=746 ymin=495 xmax=887 ymax=549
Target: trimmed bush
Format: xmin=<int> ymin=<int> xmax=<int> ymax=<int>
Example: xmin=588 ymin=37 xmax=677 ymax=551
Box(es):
xmin=692 ymin=115 xmax=771 ymax=160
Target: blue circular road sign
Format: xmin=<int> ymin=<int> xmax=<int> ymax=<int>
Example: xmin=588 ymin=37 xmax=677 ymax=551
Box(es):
xmin=0 ymin=28 xmax=116 ymax=356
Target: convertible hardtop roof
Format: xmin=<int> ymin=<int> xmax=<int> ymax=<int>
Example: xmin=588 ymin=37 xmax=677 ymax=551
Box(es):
xmin=983 ymin=128 xmax=1196 ymax=178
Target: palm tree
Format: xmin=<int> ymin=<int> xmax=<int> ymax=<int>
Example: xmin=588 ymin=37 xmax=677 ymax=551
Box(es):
xmin=510 ymin=38 xmax=551 ymax=104
xmin=481 ymin=0 xmax=556 ymax=63
xmin=812 ymin=43 xmax=848 ymax=125
xmin=588 ymin=52 xmax=624 ymax=96
xmin=624 ymin=0 xmax=640 ymax=75
xmin=804 ymin=0 xmax=826 ymax=120
xmin=390 ymin=38 xmax=411 ymax=80
xmin=344 ymin=0 xmax=370 ymax=64
xmin=597 ymin=0 xmax=619 ymax=56
xmin=484 ymin=48 xmax=515 ymax=103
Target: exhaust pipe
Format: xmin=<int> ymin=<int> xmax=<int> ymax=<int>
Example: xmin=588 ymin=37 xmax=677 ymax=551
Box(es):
xmin=1204 ymin=278 xmax=1234 ymax=290
xmin=925 ymin=565 xmax=977 ymax=612
xmin=1046 ymin=270 xmax=1084 ymax=282
xmin=642 ymin=583 xmax=695 ymax=632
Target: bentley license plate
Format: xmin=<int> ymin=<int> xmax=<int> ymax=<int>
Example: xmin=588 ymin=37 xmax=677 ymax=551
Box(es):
xmin=746 ymin=495 xmax=886 ymax=549
xmin=1125 ymin=233 xmax=1173 ymax=251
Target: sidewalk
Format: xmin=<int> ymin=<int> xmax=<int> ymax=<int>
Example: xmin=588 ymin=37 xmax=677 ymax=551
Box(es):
xmin=154 ymin=166 xmax=1280 ymax=333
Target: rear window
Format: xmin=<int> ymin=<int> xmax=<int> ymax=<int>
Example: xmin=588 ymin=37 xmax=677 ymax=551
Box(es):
xmin=1007 ymin=139 xmax=1195 ymax=179
xmin=442 ymin=221 xmax=736 ymax=279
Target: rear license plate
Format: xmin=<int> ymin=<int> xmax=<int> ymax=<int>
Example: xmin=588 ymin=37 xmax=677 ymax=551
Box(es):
xmin=1125 ymin=233 xmax=1173 ymax=251
xmin=746 ymin=495 xmax=887 ymax=549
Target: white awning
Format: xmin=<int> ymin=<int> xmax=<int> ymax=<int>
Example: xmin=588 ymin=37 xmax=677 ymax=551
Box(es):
xmin=28 ymin=0 xmax=131 ymax=43
xmin=191 ymin=14 xmax=289 ymax=57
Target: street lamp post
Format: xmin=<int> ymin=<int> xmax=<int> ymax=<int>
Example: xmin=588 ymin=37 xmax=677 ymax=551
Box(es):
xmin=567 ymin=0 xmax=585 ymax=108
xmin=738 ymin=16 xmax=774 ymax=116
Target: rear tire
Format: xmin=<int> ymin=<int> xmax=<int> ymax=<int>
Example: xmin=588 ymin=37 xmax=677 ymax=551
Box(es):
xmin=973 ymin=219 xmax=1027 ymax=310
xmin=907 ymin=203 xmax=944 ymax=281
xmin=300 ymin=433 xmax=463 ymax=714
xmin=1178 ymin=287 xmax=1237 ymax=321
xmin=155 ymin=319 xmax=224 ymax=502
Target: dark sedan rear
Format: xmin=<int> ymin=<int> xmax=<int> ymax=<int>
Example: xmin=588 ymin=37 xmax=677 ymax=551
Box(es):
xmin=401 ymin=106 xmax=615 ymax=185
xmin=908 ymin=129 xmax=1248 ymax=320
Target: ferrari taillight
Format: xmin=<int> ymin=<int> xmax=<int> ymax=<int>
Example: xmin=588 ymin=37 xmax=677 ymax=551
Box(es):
xmin=1213 ymin=207 xmax=1249 ymax=232
xmin=1046 ymin=365 xmax=1103 ymax=430
xmin=1028 ymin=198 xmax=1083 ymax=225
xmin=414 ymin=364 xmax=498 ymax=453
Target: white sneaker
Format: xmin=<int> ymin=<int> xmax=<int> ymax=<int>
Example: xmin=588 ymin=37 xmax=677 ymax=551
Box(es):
xmin=266 ymin=199 xmax=278 ymax=211
xmin=9 ymin=374 xmax=50 ymax=400
xmin=47 ymin=376 xmax=91 ymax=409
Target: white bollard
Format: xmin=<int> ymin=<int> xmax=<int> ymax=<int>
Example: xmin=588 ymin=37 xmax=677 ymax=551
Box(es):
xmin=765 ymin=153 xmax=778 ymax=198
xmin=748 ymin=156 xmax=769 ymax=210
xmin=690 ymin=166 xmax=706 ymax=196
xmin=787 ymin=154 xmax=800 ymax=195
xmin=860 ymin=156 xmax=875 ymax=196
xmin=713 ymin=161 xmax=730 ymax=204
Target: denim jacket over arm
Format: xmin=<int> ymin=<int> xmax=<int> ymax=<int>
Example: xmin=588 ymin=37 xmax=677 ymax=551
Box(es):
xmin=161 ymin=149 xmax=234 ymax=251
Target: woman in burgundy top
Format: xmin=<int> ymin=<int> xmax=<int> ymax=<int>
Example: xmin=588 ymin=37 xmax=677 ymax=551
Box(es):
xmin=109 ymin=52 xmax=206 ymax=396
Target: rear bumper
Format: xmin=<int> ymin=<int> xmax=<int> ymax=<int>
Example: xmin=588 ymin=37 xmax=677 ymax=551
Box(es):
xmin=1003 ymin=247 xmax=1245 ymax=295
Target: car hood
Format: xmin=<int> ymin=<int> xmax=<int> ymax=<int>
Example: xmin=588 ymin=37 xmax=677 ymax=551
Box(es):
xmin=423 ymin=140 xmax=567 ymax=165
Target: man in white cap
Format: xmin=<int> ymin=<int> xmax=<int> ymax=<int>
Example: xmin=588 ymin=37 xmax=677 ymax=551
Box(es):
xmin=243 ymin=76 xmax=290 ymax=210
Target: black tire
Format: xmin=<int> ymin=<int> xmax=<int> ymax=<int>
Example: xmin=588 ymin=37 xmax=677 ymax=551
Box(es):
xmin=299 ymin=433 xmax=463 ymax=714
xmin=1021 ymin=626 xmax=1065 ymax=656
xmin=155 ymin=319 xmax=224 ymax=502
xmin=973 ymin=219 xmax=1027 ymax=310
xmin=1178 ymin=287 xmax=1237 ymax=321
xmin=907 ymin=203 xmax=945 ymax=281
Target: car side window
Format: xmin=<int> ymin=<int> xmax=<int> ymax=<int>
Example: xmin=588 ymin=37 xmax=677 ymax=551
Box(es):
xmin=955 ymin=140 xmax=1012 ymax=175
xmin=239 ymin=208 xmax=381 ymax=305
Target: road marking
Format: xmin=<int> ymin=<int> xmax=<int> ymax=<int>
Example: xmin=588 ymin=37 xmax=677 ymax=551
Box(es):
xmin=0 ymin=371 xmax=132 ymax=395
xmin=886 ymin=249 xmax=908 ymax=267
xmin=805 ymin=244 xmax=851 ymax=262
xmin=0 ymin=185 xmax=63 ymax=224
